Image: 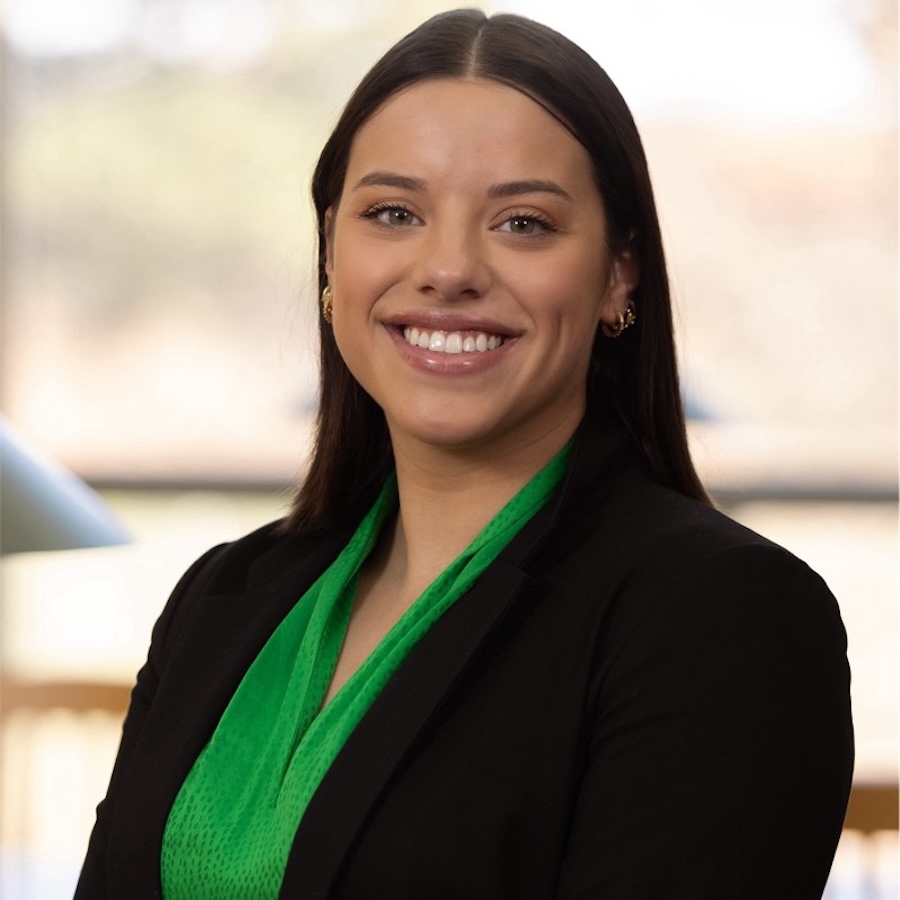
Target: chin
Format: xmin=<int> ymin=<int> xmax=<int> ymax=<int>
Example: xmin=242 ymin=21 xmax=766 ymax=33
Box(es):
xmin=383 ymin=403 xmax=498 ymax=448
xmin=391 ymin=421 xmax=495 ymax=451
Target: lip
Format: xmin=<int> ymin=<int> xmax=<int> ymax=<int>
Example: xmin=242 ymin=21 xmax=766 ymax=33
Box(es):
xmin=383 ymin=316 xmax=520 ymax=375
xmin=383 ymin=310 xmax=519 ymax=337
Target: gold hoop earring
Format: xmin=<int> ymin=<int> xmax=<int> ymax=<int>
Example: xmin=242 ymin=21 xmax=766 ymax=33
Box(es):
xmin=602 ymin=301 xmax=636 ymax=339
xmin=321 ymin=285 xmax=333 ymax=324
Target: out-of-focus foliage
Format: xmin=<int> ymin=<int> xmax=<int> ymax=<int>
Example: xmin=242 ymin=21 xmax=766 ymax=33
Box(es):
xmin=10 ymin=77 xmax=319 ymax=322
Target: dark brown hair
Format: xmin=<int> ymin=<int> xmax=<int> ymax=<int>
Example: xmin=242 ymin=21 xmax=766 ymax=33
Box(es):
xmin=288 ymin=8 xmax=708 ymax=531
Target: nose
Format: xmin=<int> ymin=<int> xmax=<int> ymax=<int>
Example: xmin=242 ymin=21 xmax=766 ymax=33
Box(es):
xmin=413 ymin=219 xmax=491 ymax=302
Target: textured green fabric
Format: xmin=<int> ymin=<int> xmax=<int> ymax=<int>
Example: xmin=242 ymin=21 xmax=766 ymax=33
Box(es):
xmin=160 ymin=446 xmax=570 ymax=899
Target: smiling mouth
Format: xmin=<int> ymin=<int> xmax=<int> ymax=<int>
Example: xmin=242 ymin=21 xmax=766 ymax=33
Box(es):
xmin=402 ymin=326 xmax=506 ymax=354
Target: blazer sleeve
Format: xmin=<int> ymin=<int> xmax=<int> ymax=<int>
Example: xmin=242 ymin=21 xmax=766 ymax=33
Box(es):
xmin=74 ymin=543 xmax=227 ymax=899
xmin=554 ymin=543 xmax=854 ymax=900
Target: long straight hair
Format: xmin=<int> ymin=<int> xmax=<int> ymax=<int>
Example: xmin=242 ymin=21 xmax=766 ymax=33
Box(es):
xmin=287 ymin=9 xmax=708 ymax=531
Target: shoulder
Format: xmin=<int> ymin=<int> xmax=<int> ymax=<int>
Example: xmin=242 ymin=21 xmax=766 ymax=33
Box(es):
xmin=174 ymin=516 xmax=352 ymax=598
xmin=559 ymin=471 xmax=807 ymax=583
xmin=549 ymin=475 xmax=845 ymax=661
xmin=148 ymin=518 xmax=348 ymax=655
xmin=557 ymin=476 xmax=850 ymax=743
xmin=601 ymin=484 xmax=846 ymax=696
xmin=548 ymin=488 xmax=852 ymax=900
xmin=160 ymin=519 xmax=291 ymax=606
xmin=612 ymin=477 xmax=778 ymax=558
xmin=554 ymin=415 xmax=800 ymax=587
xmin=608 ymin=477 xmax=820 ymax=584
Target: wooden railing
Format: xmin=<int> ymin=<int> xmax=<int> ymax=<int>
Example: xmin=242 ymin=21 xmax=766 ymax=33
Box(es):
xmin=1 ymin=678 xmax=897 ymax=888
xmin=843 ymin=783 xmax=899 ymax=834
xmin=2 ymin=678 xmax=897 ymax=831
xmin=0 ymin=680 xmax=132 ymax=718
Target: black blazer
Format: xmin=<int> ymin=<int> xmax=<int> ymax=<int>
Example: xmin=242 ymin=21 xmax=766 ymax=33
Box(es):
xmin=76 ymin=414 xmax=853 ymax=899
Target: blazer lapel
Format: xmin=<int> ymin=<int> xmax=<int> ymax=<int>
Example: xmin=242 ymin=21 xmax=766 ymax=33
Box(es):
xmin=279 ymin=410 xmax=639 ymax=897
xmin=107 ymin=410 xmax=636 ymax=897
xmin=106 ymin=526 xmax=352 ymax=897
xmin=279 ymin=556 xmax=538 ymax=898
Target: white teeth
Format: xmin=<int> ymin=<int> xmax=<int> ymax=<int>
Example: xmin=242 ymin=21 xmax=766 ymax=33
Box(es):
xmin=402 ymin=327 xmax=505 ymax=354
xmin=445 ymin=333 xmax=463 ymax=354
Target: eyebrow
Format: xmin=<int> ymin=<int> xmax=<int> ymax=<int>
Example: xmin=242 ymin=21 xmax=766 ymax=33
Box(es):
xmin=352 ymin=172 xmax=425 ymax=192
xmin=487 ymin=180 xmax=572 ymax=201
xmin=351 ymin=172 xmax=572 ymax=202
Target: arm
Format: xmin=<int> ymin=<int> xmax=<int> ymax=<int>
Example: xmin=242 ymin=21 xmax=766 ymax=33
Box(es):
xmin=74 ymin=544 xmax=226 ymax=898
xmin=556 ymin=544 xmax=853 ymax=900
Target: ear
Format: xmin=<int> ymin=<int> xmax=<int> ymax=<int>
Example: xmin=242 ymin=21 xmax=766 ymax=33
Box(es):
xmin=599 ymin=245 xmax=639 ymax=326
xmin=323 ymin=206 xmax=335 ymax=282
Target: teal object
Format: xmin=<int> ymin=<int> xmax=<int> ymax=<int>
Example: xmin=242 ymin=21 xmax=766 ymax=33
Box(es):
xmin=0 ymin=416 xmax=129 ymax=555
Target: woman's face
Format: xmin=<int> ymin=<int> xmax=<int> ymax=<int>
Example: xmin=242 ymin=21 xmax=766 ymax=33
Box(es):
xmin=326 ymin=77 xmax=636 ymax=458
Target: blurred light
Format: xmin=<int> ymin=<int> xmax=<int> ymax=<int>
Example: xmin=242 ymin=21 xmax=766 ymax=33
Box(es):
xmin=138 ymin=0 xmax=274 ymax=69
xmin=497 ymin=0 xmax=882 ymax=125
xmin=3 ymin=0 xmax=139 ymax=56
xmin=3 ymin=0 xmax=883 ymax=124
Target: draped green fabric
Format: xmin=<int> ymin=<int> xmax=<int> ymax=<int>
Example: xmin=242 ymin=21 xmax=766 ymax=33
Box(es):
xmin=161 ymin=445 xmax=570 ymax=899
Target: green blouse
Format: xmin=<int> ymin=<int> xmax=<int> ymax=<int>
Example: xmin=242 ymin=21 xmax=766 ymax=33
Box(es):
xmin=160 ymin=445 xmax=570 ymax=899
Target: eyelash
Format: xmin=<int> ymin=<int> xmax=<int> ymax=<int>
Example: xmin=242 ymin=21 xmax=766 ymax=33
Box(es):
xmin=360 ymin=202 xmax=419 ymax=226
xmin=359 ymin=203 xmax=559 ymax=236
xmin=496 ymin=210 xmax=559 ymax=236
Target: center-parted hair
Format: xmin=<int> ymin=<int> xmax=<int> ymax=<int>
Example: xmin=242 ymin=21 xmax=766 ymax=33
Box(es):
xmin=288 ymin=8 xmax=707 ymax=532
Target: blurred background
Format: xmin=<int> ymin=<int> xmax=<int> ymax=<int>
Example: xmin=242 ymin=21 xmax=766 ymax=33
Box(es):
xmin=0 ymin=0 xmax=895 ymax=896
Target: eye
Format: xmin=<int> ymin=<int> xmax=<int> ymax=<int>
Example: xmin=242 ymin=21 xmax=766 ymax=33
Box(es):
xmin=495 ymin=212 xmax=558 ymax=236
xmin=362 ymin=204 xmax=422 ymax=227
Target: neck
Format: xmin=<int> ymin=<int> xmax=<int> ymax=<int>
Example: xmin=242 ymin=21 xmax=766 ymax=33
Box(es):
xmin=380 ymin=424 xmax=575 ymax=596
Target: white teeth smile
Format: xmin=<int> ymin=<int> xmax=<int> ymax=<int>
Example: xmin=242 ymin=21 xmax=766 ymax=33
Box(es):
xmin=402 ymin=326 xmax=504 ymax=354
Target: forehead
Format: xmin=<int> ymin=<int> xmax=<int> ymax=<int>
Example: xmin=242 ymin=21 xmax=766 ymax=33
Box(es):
xmin=345 ymin=77 xmax=595 ymax=189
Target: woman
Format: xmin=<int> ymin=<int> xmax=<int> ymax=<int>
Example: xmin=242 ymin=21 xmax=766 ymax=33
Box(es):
xmin=76 ymin=9 xmax=853 ymax=898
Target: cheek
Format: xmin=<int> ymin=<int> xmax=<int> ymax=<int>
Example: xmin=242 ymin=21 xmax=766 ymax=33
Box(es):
xmin=331 ymin=231 xmax=401 ymax=301
xmin=516 ymin=236 xmax=608 ymax=303
xmin=518 ymin=262 xmax=607 ymax=335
